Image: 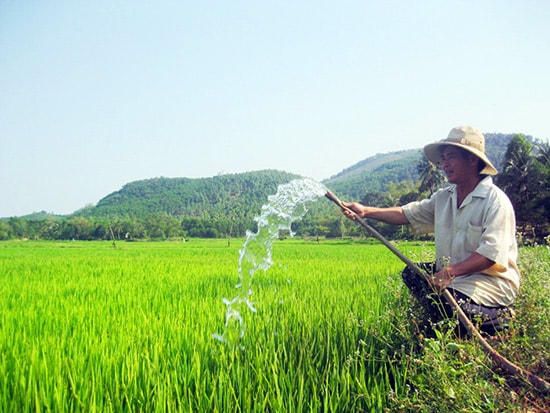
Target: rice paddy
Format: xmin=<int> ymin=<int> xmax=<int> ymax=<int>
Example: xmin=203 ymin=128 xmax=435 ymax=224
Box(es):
xmin=0 ymin=238 xmax=417 ymax=412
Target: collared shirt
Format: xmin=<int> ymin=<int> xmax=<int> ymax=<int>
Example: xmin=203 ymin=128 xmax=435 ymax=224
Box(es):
xmin=402 ymin=176 xmax=520 ymax=307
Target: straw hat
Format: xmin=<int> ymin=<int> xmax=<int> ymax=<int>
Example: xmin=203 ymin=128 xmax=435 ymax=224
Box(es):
xmin=423 ymin=126 xmax=498 ymax=175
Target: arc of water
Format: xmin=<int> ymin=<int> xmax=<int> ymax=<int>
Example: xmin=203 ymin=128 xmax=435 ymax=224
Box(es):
xmin=213 ymin=178 xmax=328 ymax=348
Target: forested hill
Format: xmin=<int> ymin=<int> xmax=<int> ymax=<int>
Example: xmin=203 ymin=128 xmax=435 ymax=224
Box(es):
xmin=70 ymin=133 xmax=522 ymax=219
xmin=323 ymin=149 xmax=421 ymax=201
xmin=76 ymin=170 xmax=301 ymax=221
xmin=4 ymin=132 xmax=546 ymax=241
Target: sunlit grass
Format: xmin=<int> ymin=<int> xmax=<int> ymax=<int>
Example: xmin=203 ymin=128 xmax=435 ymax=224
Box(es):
xmin=1 ymin=239 xmax=547 ymax=411
xmin=0 ymin=239 xmax=408 ymax=411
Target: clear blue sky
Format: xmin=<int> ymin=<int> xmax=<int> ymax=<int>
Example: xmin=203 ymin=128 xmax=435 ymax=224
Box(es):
xmin=1 ymin=1 xmax=549 ymax=217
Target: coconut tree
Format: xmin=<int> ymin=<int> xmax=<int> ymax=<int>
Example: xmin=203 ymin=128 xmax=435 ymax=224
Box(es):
xmin=496 ymin=134 xmax=544 ymax=236
xmin=535 ymin=140 xmax=550 ymax=166
xmin=417 ymin=154 xmax=445 ymax=195
xmin=497 ymin=135 xmax=532 ymax=207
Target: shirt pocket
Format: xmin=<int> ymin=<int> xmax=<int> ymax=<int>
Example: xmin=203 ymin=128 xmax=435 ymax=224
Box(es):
xmin=465 ymin=222 xmax=483 ymax=252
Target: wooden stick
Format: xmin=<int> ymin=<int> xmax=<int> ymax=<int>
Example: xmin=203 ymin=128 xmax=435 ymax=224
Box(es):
xmin=325 ymin=190 xmax=550 ymax=394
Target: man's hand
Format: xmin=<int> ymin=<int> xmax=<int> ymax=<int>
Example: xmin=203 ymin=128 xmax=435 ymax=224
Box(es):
xmin=430 ymin=268 xmax=455 ymax=292
xmin=429 ymin=253 xmax=495 ymax=292
xmin=340 ymin=203 xmax=410 ymax=226
xmin=340 ymin=202 xmax=365 ymax=220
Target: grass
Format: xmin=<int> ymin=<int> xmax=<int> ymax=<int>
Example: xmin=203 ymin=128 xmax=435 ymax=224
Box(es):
xmin=0 ymin=238 xmax=548 ymax=411
xmin=383 ymin=242 xmax=550 ymax=412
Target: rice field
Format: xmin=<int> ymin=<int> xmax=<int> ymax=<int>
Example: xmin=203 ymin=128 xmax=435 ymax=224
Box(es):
xmin=0 ymin=239 xmax=428 ymax=412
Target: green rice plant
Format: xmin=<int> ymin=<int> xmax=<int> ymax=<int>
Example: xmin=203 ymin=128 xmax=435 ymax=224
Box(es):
xmin=0 ymin=239 xmax=546 ymax=411
xmin=0 ymin=239 xmax=408 ymax=412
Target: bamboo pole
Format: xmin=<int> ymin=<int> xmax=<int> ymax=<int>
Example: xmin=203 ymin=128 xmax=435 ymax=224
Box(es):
xmin=325 ymin=190 xmax=550 ymax=395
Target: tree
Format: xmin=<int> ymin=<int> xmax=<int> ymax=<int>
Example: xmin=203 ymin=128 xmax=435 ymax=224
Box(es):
xmin=534 ymin=140 xmax=550 ymax=166
xmin=496 ymin=135 xmax=550 ymax=240
xmin=68 ymin=217 xmax=94 ymax=240
xmin=0 ymin=221 xmax=10 ymax=240
xmin=417 ymin=155 xmax=445 ymax=195
xmin=327 ymin=216 xmax=346 ymax=238
xmin=497 ymin=135 xmax=533 ymax=228
xmin=7 ymin=217 xmax=29 ymax=239
xmin=531 ymin=140 xmax=550 ymax=236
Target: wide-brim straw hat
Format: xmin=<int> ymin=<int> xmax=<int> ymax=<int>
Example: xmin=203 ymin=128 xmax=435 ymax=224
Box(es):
xmin=423 ymin=125 xmax=498 ymax=175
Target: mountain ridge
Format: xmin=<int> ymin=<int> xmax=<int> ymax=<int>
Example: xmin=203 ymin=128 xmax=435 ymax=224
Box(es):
xmin=11 ymin=133 xmax=527 ymax=220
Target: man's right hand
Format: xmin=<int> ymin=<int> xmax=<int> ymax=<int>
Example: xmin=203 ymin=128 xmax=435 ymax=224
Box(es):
xmin=341 ymin=202 xmax=365 ymax=219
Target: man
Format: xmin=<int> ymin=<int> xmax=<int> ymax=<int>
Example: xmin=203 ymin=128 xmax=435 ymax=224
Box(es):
xmin=342 ymin=126 xmax=520 ymax=335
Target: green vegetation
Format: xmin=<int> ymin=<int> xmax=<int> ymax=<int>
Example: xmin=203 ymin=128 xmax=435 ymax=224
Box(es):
xmin=0 ymin=239 xmax=548 ymax=411
xmin=84 ymin=170 xmax=300 ymax=220
xmin=497 ymin=135 xmax=550 ymax=238
xmin=1 ymin=133 xmax=548 ymax=242
xmin=384 ymin=242 xmax=550 ymax=412
xmin=323 ymin=149 xmax=421 ymax=201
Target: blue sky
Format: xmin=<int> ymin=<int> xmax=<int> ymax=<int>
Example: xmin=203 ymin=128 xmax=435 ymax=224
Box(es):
xmin=1 ymin=1 xmax=549 ymax=217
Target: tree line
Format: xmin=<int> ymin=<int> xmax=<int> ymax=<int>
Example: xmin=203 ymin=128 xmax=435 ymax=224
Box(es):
xmin=1 ymin=135 xmax=548 ymax=243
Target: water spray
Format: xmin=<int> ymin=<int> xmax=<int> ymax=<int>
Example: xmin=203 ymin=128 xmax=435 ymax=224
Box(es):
xmin=325 ymin=189 xmax=550 ymax=395
xmin=214 ymin=178 xmax=327 ymax=348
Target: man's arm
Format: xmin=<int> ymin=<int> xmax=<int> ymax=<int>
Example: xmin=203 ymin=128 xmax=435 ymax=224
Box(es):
xmin=341 ymin=202 xmax=410 ymax=225
xmin=431 ymin=252 xmax=495 ymax=291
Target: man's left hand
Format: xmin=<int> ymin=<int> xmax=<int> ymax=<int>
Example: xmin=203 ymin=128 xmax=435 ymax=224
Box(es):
xmin=430 ymin=268 xmax=455 ymax=292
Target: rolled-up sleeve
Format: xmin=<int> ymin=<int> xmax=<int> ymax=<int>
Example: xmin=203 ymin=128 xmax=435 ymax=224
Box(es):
xmin=402 ymin=197 xmax=436 ymax=234
xmin=476 ymin=192 xmax=516 ymax=268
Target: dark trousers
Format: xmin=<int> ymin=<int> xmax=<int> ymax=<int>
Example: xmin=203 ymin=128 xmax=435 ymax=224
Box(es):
xmin=402 ymin=262 xmax=512 ymax=336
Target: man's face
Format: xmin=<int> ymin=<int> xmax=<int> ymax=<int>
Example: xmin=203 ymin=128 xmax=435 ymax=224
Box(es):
xmin=438 ymin=146 xmax=475 ymax=184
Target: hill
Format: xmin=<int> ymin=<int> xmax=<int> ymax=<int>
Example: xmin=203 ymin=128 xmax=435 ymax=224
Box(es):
xmin=75 ymin=133 xmax=521 ymax=220
xmin=323 ymin=149 xmax=422 ymax=201
xmin=77 ymin=170 xmax=301 ymax=221
xmin=2 ymin=132 xmax=531 ymax=240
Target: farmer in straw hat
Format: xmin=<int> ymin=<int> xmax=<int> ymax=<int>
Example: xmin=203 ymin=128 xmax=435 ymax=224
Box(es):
xmin=342 ymin=126 xmax=519 ymax=335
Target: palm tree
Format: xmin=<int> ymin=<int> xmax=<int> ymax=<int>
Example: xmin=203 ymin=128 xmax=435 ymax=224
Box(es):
xmin=535 ymin=140 xmax=550 ymax=166
xmin=417 ymin=155 xmax=445 ymax=195
xmin=496 ymin=134 xmax=541 ymax=232
xmin=498 ymin=135 xmax=532 ymax=204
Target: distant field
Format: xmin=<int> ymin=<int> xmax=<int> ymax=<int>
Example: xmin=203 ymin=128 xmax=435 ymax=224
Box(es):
xmin=0 ymin=238 xmax=428 ymax=411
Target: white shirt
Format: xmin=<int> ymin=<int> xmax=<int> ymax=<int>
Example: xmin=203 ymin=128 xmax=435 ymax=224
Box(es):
xmin=402 ymin=176 xmax=520 ymax=307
